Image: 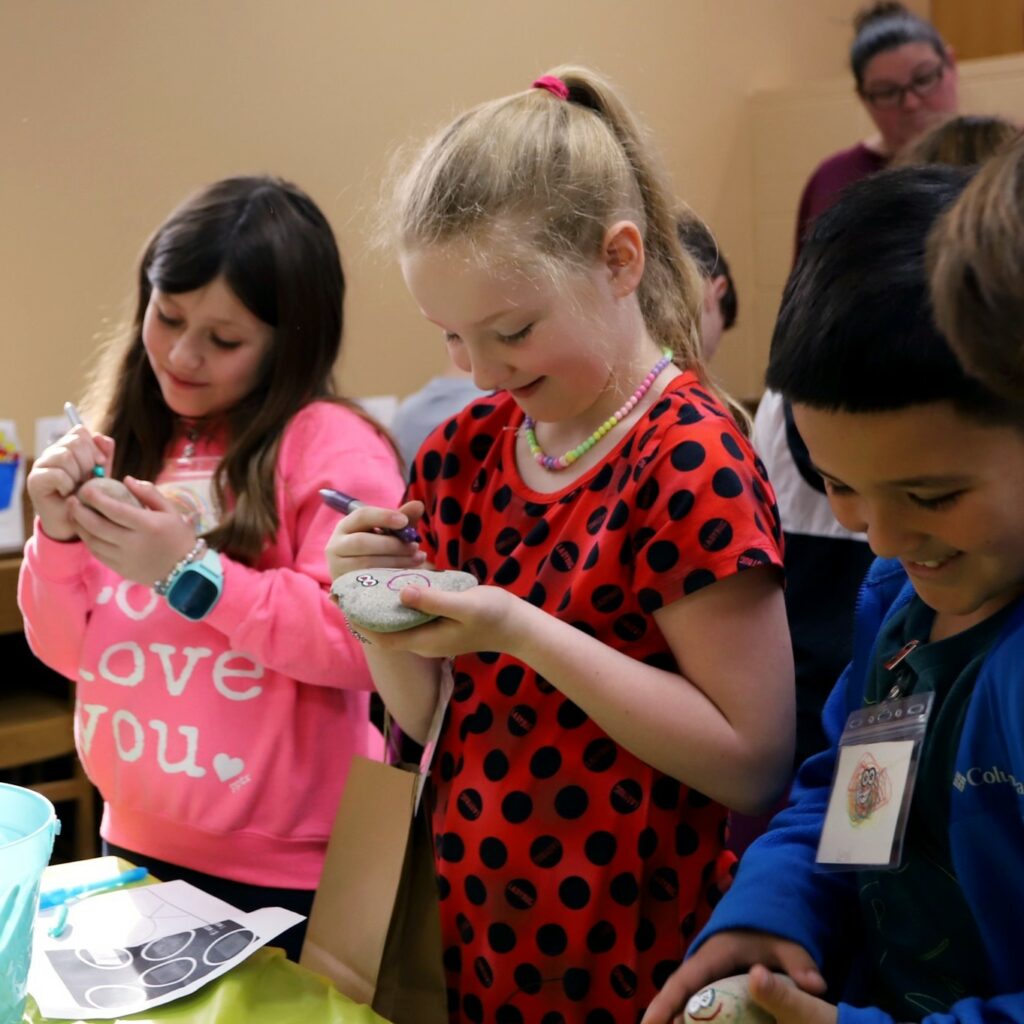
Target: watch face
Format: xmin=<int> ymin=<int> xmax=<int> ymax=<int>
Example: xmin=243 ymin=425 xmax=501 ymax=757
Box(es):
xmin=169 ymin=572 xmax=219 ymax=621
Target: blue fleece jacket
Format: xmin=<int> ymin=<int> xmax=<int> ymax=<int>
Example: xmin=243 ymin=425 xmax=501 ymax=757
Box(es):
xmin=694 ymin=557 xmax=1024 ymax=1024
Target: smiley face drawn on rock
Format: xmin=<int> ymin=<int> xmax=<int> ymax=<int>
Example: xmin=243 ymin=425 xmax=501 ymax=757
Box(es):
xmin=687 ymin=987 xmax=723 ymax=1022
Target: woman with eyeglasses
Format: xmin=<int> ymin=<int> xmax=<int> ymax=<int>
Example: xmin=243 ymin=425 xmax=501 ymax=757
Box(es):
xmin=794 ymin=1 xmax=958 ymax=255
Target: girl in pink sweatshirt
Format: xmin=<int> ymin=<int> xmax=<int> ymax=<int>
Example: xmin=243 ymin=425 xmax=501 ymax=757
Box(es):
xmin=19 ymin=176 xmax=404 ymax=959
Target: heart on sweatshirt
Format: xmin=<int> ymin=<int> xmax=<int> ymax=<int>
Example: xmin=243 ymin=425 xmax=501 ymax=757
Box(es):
xmin=213 ymin=754 xmax=245 ymax=782
xmin=331 ymin=567 xmax=478 ymax=633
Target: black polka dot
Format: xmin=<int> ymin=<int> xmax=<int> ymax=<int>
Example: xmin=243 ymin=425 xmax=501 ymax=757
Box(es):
xmin=688 ymin=787 xmax=713 ymax=808
xmin=585 ymin=1010 xmax=615 ymax=1024
xmin=462 ymin=557 xmax=488 ymax=582
xmin=479 ymin=837 xmax=508 ymax=869
xmin=652 ymin=776 xmax=681 ymax=810
xmin=523 ymin=520 xmax=551 ymax=547
xmin=502 ymin=791 xmax=533 ymax=824
xmin=583 ymin=544 xmax=600 ymax=570
xmin=668 ymin=489 xmax=696 ymax=519
xmin=638 ymin=588 xmax=663 ymax=613
xmin=589 ymin=463 xmax=614 ymax=491
xmin=461 ymin=512 xmax=483 ymax=542
xmin=684 ymin=568 xmax=717 ymax=594
xmin=591 ymin=584 xmax=625 ymax=613
xmin=496 ymin=1006 xmax=524 ymax=1024
xmin=488 ymin=922 xmax=517 ymax=954
xmin=446 ymin=539 xmax=461 ymax=567
xmin=681 ymin=912 xmax=697 ymax=938
xmin=542 ymin=1013 xmax=567 ymax=1024
xmin=550 ymin=541 xmax=580 ymax=571
xmin=443 ymin=944 xmax=461 ymax=971
xmin=635 ymin=917 xmax=656 ymax=953
xmin=529 ymin=746 xmax=562 ymax=779
xmin=671 ymin=440 xmax=706 ymax=471
xmin=677 ymin=403 xmax=703 ymax=425
xmin=607 ymin=500 xmax=630 ymax=531
xmin=610 ymin=962 xmax=639 ymax=998
xmin=506 ymin=878 xmax=537 ymax=910
xmin=483 ymin=750 xmax=509 ymax=782
xmin=558 ymin=876 xmax=591 ymax=910
xmin=469 ymin=433 xmax=494 ymax=460
xmin=638 ymin=827 xmax=659 ymax=859
xmin=555 ymin=785 xmax=588 ymax=819
xmin=473 ymin=956 xmax=494 ymax=988
xmin=582 ymin=738 xmax=617 ymax=772
xmin=649 ymin=397 xmax=672 ymax=420
xmin=587 ymin=507 xmax=608 ymax=534
xmin=610 ymin=872 xmax=639 ymax=905
xmin=721 ymin=431 xmax=744 ymax=460
xmin=508 ymin=704 xmax=537 ymax=737
xmin=439 ymin=832 xmax=465 ymax=862
xmin=699 ymin=517 xmax=733 ymax=551
xmin=439 ymin=751 xmax=456 ymax=781
xmin=632 ymin=526 xmax=656 ymax=553
xmin=584 ymin=830 xmax=617 ymax=866
xmin=526 ymin=582 xmax=547 ymax=606
xmin=536 ymin=923 xmax=568 ymax=956
xmin=530 ymin=834 xmax=563 ymax=868
xmin=557 ymin=700 xmax=588 ymax=729
xmin=495 ymin=527 xmax=522 ymax=555
xmin=437 ymin=874 xmax=451 ymax=900
xmin=465 ymin=874 xmax=487 ymax=905
xmin=492 ymin=485 xmax=513 ymax=511
xmin=496 ymin=664 xmax=525 ymax=696
xmin=646 ymin=540 xmax=679 ymax=573
xmin=440 ymin=496 xmax=463 ymax=525
xmin=652 ymin=960 xmax=679 ymax=989
xmin=586 ymin=919 xmax=617 ymax=954
xmin=463 ymin=993 xmax=484 ymax=1023
xmin=611 ymin=778 xmax=644 ymax=814
xmin=738 ymin=547 xmax=773 ymax=571
xmin=514 ymin=962 xmax=543 ymax=995
xmin=557 ymin=587 xmax=573 ymax=612
xmin=636 ymin=478 xmax=660 ymax=510
xmin=612 ymin=614 xmax=647 ymax=642
xmin=563 ymin=968 xmax=591 ymax=1001
xmin=676 ymin=822 xmax=700 ymax=856
xmin=649 ymin=866 xmax=680 ymax=901
xmin=456 ymin=788 xmax=483 ymax=820
xmin=421 ymin=450 xmax=443 ymax=481
xmin=494 ymin=558 xmax=522 ymax=584
xmin=456 ymin=912 xmax=475 ymax=943
xmin=470 ymin=401 xmax=497 ymax=419
xmin=459 ymin=703 xmax=493 ymax=740
xmin=712 ymin=467 xmax=744 ymax=498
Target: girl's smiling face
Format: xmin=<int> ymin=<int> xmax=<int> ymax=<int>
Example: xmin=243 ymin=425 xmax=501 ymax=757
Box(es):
xmin=793 ymin=400 xmax=1024 ymax=633
xmin=399 ymin=234 xmax=659 ymax=440
xmin=142 ymin=275 xmax=273 ymax=420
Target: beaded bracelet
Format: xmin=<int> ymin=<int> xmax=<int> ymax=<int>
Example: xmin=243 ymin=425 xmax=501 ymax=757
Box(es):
xmin=153 ymin=538 xmax=208 ymax=596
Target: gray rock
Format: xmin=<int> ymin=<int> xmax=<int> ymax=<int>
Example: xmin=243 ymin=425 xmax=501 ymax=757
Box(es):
xmin=331 ymin=567 xmax=478 ymax=633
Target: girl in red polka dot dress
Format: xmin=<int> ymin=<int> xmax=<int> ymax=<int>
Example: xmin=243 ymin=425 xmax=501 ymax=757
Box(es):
xmin=327 ymin=65 xmax=795 ymax=1024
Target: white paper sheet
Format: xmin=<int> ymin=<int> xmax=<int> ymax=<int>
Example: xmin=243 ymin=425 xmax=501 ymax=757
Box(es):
xmin=29 ymin=880 xmax=302 ymax=1020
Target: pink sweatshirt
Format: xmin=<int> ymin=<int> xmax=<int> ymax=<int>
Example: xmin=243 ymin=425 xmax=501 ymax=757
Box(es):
xmin=19 ymin=401 xmax=404 ymax=889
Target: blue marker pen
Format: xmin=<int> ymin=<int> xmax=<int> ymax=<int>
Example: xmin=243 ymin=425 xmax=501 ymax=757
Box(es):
xmin=64 ymin=402 xmax=106 ymax=477
xmin=319 ymin=488 xmax=421 ymax=544
xmin=39 ymin=865 xmax=149 ymax=910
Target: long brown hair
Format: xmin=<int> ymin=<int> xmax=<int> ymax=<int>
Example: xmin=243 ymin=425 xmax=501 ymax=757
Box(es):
xmin=389 ymin=65 xmax=748 ymax=426
xmin=84 ymin=175 xmax=392 ymax=563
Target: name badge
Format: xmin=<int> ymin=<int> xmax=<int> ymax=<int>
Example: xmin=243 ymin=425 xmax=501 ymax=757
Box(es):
xmin=816 ymin=691 xmax=933 ymax=870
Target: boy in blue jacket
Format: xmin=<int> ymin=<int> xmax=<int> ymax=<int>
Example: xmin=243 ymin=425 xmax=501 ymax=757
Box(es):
xmin=645 ymin=164 xmax=1024 ymax=1024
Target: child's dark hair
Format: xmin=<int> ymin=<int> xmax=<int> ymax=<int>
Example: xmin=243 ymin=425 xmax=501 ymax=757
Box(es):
xmin=766 ymin=165 xmax=1019 ymax=427
xmin=86 ymin=175 xmax=388 ymax=563
xmin=851 ymin=2 xmax=948 ymax=88
xmin=676 ymin=214 xmax=738 ymax=330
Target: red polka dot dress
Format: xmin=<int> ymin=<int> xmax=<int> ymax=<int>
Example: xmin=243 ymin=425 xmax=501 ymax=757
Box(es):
xmin=406 ymin=372 xmax=783 ymax=1023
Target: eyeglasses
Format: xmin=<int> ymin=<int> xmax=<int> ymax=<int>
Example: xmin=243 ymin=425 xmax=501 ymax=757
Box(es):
xmin=860 ymin=62 xmax=947 ymax=109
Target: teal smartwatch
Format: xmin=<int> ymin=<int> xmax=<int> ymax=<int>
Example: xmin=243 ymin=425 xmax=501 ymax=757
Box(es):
xmin=164 ymin=547 xmax=224 ymax=621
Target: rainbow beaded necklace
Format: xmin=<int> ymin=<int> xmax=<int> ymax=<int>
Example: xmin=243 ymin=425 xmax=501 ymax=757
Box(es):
xmin=523 ymin=348 xmax=674 ymax=471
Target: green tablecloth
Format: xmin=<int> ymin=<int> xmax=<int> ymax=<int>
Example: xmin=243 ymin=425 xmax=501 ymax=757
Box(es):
xmin=24 ymin=945 xmax=388 ymax=1024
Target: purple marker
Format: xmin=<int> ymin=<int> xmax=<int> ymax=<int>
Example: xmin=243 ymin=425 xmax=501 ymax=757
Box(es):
xmin=320 ymin=488 xmax=422 ymax=544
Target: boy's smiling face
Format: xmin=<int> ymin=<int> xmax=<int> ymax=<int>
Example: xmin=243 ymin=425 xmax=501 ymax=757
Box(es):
xmin=793 ymin=400 xmax=1024 ymax=633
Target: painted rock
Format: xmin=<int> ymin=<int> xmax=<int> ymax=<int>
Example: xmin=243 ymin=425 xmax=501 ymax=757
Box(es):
xmin=77 ymin=476 xmax=143 ymax=511
xmin=683 ymin=974 xmax=788 ymax=1024
xmin=331 ymin=567 xmax=478 ymax=633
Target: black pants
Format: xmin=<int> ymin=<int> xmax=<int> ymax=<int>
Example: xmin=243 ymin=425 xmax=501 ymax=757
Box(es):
xmin=102 ymin=841 xmax=313 ymax=962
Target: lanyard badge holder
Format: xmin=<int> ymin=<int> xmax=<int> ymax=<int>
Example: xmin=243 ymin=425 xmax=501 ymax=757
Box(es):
xmin=816 ymin=641 xmax=934 ymax=871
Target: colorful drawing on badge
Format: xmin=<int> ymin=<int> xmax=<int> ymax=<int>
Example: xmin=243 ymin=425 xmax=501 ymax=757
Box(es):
xmin=847 ymin=752 xmax=891 ymax=824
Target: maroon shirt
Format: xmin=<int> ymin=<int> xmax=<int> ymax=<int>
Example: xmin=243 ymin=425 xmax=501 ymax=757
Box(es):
xmin=795 ymin=142 xmax=888 ymax=256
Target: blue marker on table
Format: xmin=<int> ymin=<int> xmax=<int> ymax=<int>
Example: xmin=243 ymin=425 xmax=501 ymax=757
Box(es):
xmin=320 ymin=488 xmax=421 ymax=544
xmin=64 ymin=402 xmax=106 ymax=477
xmin=39 ymin=865 xmax=149 ymax=910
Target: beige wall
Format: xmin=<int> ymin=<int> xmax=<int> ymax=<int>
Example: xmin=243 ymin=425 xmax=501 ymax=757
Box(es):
xmin=3 ymin=1 xmax=914 ymax=450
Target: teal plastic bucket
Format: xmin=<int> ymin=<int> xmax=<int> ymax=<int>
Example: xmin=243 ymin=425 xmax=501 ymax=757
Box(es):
xmin=0 ymin=784 xmax=59 ymax=1024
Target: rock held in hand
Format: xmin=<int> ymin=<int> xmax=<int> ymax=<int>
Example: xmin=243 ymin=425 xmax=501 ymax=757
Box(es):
xmin=684 ymin=974 xmax=790 ymax=1024
xmin=77 ymin=476 xmax=144 ymax=512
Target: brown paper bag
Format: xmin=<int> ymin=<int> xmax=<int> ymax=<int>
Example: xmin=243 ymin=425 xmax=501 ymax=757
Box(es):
xmin=301 ymin=681 xmax=452 ymax=1024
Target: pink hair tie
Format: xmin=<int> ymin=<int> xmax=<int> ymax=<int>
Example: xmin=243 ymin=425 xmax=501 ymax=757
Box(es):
xmin=532 ymin=75 xmax=569 ymax=100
